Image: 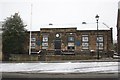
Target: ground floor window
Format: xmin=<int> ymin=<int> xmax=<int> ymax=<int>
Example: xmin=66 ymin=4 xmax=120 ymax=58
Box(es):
xmin=67 ymin=36 xmax=75 ymax=51
xmin=42 ymin=34 xmax=48 ymax=49
xmin=96 ymin=35 xmax=104 ymax=50
xmin=67 ymin=46 xmax=74 ymax=49
xmin=31 ymin=36 xmax=36 ymax=49
xmin=82 ymin=43 xmax=89 ymax=49
xmin=82 ymin=34 xmax=89 ymax=49
xmin=96 ymin=43 xmax=103 ymax=50
xmin=31 ymin=42 xmax=36 ymax=49
xmin=67 ymin=43 xmax=75 ymax=51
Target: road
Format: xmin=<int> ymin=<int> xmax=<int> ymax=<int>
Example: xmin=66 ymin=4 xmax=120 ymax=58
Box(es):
xmin=1 ymin=60 xmax=119 ymax=80
xmin=1 ymin=72 xmax=119 ymax=80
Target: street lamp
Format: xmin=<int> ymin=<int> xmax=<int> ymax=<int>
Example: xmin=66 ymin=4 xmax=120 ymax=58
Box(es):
xmin=29 ymin=4 xmax=33 ymax=55
xmin=95 ymin=14 xmax=99 ymax=59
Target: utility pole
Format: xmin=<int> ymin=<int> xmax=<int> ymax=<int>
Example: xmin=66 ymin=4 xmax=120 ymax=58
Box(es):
xmin=29 ymin=4 xmax=32 ymax=55
xmin=95 ymin=14 xmax=100 ymax=59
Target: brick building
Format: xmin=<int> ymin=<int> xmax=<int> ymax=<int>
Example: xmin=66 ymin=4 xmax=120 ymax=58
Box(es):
xmin=28 ymin=23 xmax=113 ymax=56
xmin=117 ymin=2 xmax=120 ymax=55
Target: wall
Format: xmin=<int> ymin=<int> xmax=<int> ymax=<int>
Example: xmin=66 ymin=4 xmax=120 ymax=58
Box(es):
xmin=0 ymin=32 xmax=2 ymax=61
xmin=9 ymin=54 xmax=38 ymax=61
xmin=40 ymin=28 xmax=112 ymax=54
xmin=117 ymin=3 xmax=120 ymax=54
xmin=26 ymin=28 xmax=113 ymax=57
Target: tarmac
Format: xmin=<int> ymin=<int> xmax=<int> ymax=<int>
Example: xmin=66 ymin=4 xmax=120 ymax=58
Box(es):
xmin=1 ymin=72 xmax=119 ymax=78
xmin=1 ymin=72 xmax=119 ymax=80
xmin=1 ymin=58 xmax=119 ymax=80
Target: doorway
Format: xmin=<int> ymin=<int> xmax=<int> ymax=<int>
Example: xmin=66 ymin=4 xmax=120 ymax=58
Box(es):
xmin=54 ymin=39 xmax=61 ymax=55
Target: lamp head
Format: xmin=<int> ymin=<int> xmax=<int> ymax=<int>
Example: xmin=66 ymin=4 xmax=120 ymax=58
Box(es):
xmin=95 ymin=14 xmax=99 ymax=21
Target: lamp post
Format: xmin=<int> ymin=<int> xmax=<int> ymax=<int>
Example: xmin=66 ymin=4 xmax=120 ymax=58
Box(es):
xmin=95 ymin=14 xmax=99 ymax=59
xmin=29 ymin=4 xmax=33 ymax=55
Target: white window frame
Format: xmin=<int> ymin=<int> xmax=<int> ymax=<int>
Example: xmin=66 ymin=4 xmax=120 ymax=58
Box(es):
xmin=97 ymin=36 xmax=103 ymax=42
xmin=43 ymin=35 xmax=48 ymax=42
xmin=42 ymin=46 xmax=48 ymax=49
xmin=42 ymin=34 xmax=48 ymax=49
xmin=96 ymin=35 xmax=104 ymax=50
xmin=82 ymin=34 xmax=89 ymax=49
xmin=31 ymin=42 xmax=36 ymax=49
xmin=82 ymin=37 xmax=88 ymax=42
xmin=82 ymin=43 xmax=89 ymax=49
xmin=82 ymin=35 xmax=89 ymax=42
xmin=42 ymin=42 xmax=48 ymax=47
xmin=96 ymin=43 xmax=104 ymax=50
xmin=68 ymin=36 xmax=74 ymax=42
xmin=31 ymin=37 xmax=36 ymax=42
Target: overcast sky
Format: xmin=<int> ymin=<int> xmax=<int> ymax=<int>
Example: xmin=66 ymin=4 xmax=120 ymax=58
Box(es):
xmin=0 ymin=0 xmax=119 ymax=40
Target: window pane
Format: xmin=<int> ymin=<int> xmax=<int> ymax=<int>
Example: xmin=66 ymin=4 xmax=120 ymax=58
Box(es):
xmin=31 ymin=37 xmax=36 ymax=42
xmin=67 ymin=46 xmax=75 ymax=50
xmin=96 ymin=43 xmax=103 ymax=49
xmin=68 ymin=43 xmax=74 ymax=46
xmin=68 ymin=36 xmax=74 ymax=41
xmin=42 ymin=43 xmax=48 ymax=46
xmin=42 ymin=46 xmax=48 ymax=49
xmin=82 ymin=35 xmax=88 ymax=37
xmin=31 ymin=43 xmax=36 ymax=49
xmin=82 ymin=37 xmax=88 ymax=42
xmin=43 ymin=35 xmax=48 ymax=42
xmin=82 ymin=35 xmax=88 ymax=42
xmin=97 ymin=36 xmax=103 ymax=42
xmin=82 ymin=43 xmax=88 ymax=46
xmin=68 ymin=46 xmax=70 ymax=49
xmin=82 ymin=43 xmax=89 ymax=49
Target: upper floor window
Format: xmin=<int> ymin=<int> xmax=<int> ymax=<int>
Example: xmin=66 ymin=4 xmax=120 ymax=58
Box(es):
xmin=82 ymin=34 xmax=89 ymax=49
xmin=68 ymin=36 xmax=74 ymax=42
xmin=31 ymin=37 xmax=36 ymax=42
xmin=97 ymin=36 xmax=103 ymax=42
xmin=96 ymin=35 xmax=104 ymax=50
xmin=31 ymin=43 xmax=36 ymax=49
xmin=43 ymin=35 xmax=48 ymax=42
xmin=42 ymin=34 xmax=48 ymax=49
xmin=82 ymin=35 xmax=88 ymax=42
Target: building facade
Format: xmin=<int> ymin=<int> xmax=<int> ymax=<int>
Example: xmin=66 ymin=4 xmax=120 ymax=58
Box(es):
xmin=28 ymin=27 xmax=113 ymax=56
xmin=0 ymin=22 xmax=3 ymax=60
xmin=117 ymin=2 xmax=120 ymax=55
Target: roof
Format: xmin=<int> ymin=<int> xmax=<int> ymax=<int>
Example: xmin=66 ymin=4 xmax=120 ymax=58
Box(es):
xmin=40 ymin=22 xmax=111 ymax=31
xmin=40 ymin=27 xmax=77 ymax=30
xmin=77 ymin=23 xmax=110 ymax=30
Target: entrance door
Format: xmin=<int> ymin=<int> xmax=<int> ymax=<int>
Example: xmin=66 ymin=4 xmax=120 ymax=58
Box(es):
xmin=54 ymin=39 xmax=61 ymax=55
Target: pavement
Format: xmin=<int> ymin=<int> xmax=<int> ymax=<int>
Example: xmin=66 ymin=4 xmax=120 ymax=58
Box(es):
xmin=1 ymin=58 xmax=119 ymax=80
xmin=1 ymin=58 xmax=119 ymax=63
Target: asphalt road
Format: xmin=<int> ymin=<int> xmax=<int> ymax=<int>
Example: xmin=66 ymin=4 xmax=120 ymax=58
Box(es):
xmin=1 ymin=72 xmax=119 ymax=80
xmin=1 ymin=59 xmax=119 ymax=80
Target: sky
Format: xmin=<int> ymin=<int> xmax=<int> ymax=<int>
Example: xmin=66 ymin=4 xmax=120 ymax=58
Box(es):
xmin=0 ymin=0 xmax=119 ymax=40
